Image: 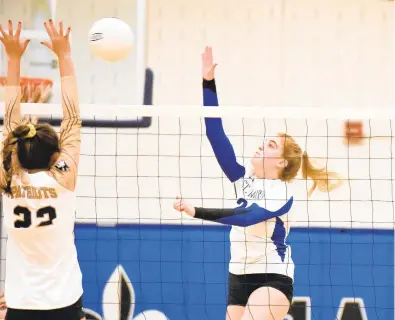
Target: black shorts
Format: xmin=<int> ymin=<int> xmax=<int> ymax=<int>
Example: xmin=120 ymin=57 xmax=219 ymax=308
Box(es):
xmin=5 ymin=297 xmax=85 ymax=320
xmin=227 ymin=272 xmax=293 ymax=306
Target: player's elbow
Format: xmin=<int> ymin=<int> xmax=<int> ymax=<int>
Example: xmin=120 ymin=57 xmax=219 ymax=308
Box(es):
xmin=221 ymin=165 xmax=244 ymax=182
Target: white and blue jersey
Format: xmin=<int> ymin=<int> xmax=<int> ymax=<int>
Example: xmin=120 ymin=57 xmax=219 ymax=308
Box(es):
xmin=202 ymin=79 xmax=294 ymax=279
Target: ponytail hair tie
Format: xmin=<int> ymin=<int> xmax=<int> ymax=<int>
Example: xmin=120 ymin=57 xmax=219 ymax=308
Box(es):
xmin=24 ymin=123 xmax=36 ymax=139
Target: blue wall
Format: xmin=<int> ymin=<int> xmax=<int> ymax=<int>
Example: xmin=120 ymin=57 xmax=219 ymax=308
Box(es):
xmin=76 ymin=225 xmax=393 ymax=320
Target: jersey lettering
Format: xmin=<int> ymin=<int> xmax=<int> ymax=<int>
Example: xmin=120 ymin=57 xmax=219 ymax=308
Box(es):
xmin=10 ymin=186 xmax=58 ymax=199
xmin=241 ymin=179 xmax=265 ymax=200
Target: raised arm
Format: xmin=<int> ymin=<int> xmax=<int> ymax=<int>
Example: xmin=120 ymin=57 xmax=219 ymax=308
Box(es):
xmin=0 ymin=21 xmax=30 ymax=142
xmin=174 ymin=196 xmax=293 ymax=227
xmin=202 ymin=47 xmax=245 ymax=182
xmin=42 ymin=20 xmax=81 ymax=192
xmin=0 ymin=21 xmax=30 ymax=189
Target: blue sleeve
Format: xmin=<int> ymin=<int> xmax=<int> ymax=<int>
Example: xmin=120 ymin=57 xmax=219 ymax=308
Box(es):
xmin=203 ymin=79 xmax=245 ymax=182
xmin=194 ymin=197 xmax=294 ymax=227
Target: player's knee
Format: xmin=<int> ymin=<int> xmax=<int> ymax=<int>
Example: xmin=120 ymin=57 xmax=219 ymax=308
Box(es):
xmin=226 ymin=305 xmax=245 ymax=320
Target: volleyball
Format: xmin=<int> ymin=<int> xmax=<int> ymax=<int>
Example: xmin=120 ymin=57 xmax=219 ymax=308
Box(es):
xmin=88 ymin=17 xmax=134 ymax=62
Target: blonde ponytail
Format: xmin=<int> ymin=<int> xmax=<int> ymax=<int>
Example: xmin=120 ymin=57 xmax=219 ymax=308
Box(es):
xmin=301 ymin=151 xmax=342 ymax=197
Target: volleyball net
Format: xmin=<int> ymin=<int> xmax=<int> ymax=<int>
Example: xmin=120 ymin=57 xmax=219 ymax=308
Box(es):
xmin=0 ymin=103 xmax=393 ymax=320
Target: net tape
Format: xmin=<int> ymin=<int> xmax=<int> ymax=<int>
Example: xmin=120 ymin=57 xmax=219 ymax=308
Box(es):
xmin=0 ymin=103 xmax=392 ymax=120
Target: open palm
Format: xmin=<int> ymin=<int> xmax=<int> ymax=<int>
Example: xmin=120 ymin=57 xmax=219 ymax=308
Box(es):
xmin=41 ymin=19 xmax=71 ymax=58
xmin=0 ymin=21 xmax=30 ymax=59
xmin=202 ymin=46 xmax=217 ymax=80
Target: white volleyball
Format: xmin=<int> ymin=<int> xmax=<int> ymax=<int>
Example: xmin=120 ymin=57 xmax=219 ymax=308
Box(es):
xmin=88 ymin=17 xmax=134 ymax=62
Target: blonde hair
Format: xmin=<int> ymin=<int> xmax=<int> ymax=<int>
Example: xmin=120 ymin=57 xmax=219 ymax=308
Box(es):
xmin=278 ymin=133 xmax=342 ymax=197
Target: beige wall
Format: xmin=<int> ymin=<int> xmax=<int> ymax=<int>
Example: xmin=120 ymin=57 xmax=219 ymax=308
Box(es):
xmin=147 ymin=0 xmax=393 ymax=108
xmin=0 ymin=0 xmax=393 ymax=108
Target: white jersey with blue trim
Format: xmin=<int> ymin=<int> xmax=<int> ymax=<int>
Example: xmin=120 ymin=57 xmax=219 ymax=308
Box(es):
xmin=229 ymin=169 xmax=294 ymax=279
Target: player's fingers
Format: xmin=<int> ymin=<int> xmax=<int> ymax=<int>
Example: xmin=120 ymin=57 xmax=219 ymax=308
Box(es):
xmin=40 ymin=41 xmax=52 ymax=50
xmin=210 ymin=63 xmax=218 ymax=72
xmin=202 ymin=48 xmax=208 ymax=59
xmin=173 ymin=201 xmax=180 ymax=210
xmin=8 ymin=20 xmax=12 ymax=36
xmin=65 ymin=26 xmax=71 ymax=39
xmin=43 ymin=21 xmax=54 ymax=38
xmin=174 ymin=201 xmax=184 ymax=212
xmin=43 ymin=22 xmax=52 ymax=38
xmin=22 ymin=39 xmax=30 ymax=52
xmin=15 ymin=21 xmax=22 ymax=38
xmin=58 ymin=21 xmax=64 ymax=35
xmin=0 ymin=25 xmax=6 ymax=38
xmin=48 ymin=19 xmax=58 ymax=36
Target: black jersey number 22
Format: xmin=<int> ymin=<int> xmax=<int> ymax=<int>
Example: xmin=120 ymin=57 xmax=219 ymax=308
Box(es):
xmin=14 ymin=206 xmax=57 ymax=228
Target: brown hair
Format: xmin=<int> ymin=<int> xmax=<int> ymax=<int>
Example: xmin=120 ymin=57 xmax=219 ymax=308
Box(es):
xmin=2 ymin=119 xmax=60 ymax=195
xmin=278 ymin=133 xmax=341 ymax=197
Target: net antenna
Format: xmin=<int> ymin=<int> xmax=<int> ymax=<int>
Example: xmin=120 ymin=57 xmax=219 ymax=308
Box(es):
xmin=48 ymin=0 xmax=57 ymax=21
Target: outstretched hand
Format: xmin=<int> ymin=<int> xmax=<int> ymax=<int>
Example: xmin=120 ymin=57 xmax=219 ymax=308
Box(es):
xmin=0 ymin=21 xmax=30 ymax=60
xmin=202 ymin=46 xmax=217 ymax=81
xmin=41 ymin=19 xmax=71 ymax=58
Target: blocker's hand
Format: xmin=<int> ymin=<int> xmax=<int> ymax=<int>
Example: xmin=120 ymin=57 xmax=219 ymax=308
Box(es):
xmin=0 ymin=20 xmax=30 ymax=60
xmin=202 ymin=46 xmax=217 ymax=81
xmin=41 ymin=19 xmax=71 ymax=58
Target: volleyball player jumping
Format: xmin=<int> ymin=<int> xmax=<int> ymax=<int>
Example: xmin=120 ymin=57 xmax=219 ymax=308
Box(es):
xmin=174 ymin=46 xmax=341 ymax=320
xmin=0 ymin=20 xmax=85 ymax=320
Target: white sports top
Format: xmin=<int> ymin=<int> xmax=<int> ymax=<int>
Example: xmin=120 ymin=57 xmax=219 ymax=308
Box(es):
xmin=229 ymin=169 xmax=295 ymax=280
xmin=1 ymin=77 xmax=83 ymax=309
